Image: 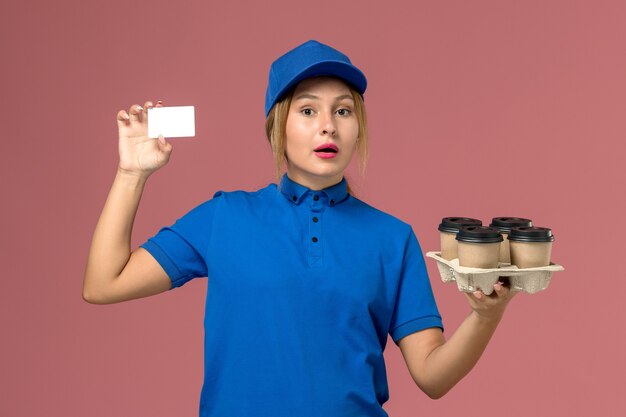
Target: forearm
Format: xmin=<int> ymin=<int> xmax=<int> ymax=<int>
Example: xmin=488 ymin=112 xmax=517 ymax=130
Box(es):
xmin=83 ymin=168 xmax=148 ymax=300
xmin=421 ymin=311 xmax=502 ymax=398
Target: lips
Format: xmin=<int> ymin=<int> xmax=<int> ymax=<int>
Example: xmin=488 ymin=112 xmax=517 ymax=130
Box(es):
xmin=314 ymin=143 xmax=339 ymax=153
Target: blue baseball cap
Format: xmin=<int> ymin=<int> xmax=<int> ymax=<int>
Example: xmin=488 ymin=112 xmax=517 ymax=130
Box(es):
xmin=264 ymin=40 xmax=367 ymax=117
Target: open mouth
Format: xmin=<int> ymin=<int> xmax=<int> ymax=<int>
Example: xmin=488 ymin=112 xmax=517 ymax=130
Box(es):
xmin=314 ymin=144 xmax=339 ymax=154
xmin=315 ymin=148 xmax=337 ymax=154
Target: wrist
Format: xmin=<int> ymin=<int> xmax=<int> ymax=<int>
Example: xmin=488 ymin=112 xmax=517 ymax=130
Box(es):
xmin=115 ymin=166 xmax=150 ymax=187
xmin=470 ymin=309 xmax=504 ymax=327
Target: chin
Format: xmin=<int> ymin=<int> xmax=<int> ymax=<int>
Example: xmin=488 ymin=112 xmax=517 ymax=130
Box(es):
xmin=313 ymin=168 xmax=346 ymax=179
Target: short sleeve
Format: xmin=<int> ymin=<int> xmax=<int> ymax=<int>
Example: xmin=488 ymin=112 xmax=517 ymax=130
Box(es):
xmin=389 ymin=227 xmax=443 ymax=344
xmin=140 ymin=191 xmax=223 ymax=289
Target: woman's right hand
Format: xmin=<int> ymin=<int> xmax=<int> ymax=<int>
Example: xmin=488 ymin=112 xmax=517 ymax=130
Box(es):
xmin=116 ymin=100 xmax=173 ymax=177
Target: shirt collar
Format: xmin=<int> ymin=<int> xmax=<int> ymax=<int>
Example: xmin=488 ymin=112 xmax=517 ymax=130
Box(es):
xmin=279 ymin=174 xmax=349 ymax=206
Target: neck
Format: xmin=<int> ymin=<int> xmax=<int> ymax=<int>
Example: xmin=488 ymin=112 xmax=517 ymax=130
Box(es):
xmin=286 ymin=170 xmax=343 ymax=190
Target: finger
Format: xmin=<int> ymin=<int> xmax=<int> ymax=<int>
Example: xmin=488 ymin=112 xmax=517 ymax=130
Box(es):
xmin=156 ymin=100 xmax=164 ymax=108
xmin=493 ymin=282 xmax=511 ymax=299
xmin=142 ymin=101 xmax=154 ymax=123
xmin=157 ymin=135 xmax=173 ymax=155
xmin=143 ymin=101 xmax=153 ymax=115
xmin=472 ymin=290 xmax=483 ymax=300
xmin=129 ymin=104 xmax=143 ymax=122
xmin=117 ymin=109 xmax=130 ymax=124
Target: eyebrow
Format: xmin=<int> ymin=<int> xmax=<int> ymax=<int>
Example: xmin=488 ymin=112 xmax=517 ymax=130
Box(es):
xmin=294 ymin=93 xmax=354 ymax=102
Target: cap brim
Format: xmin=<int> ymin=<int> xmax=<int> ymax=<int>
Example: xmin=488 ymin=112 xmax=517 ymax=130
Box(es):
xmin=274 ymin=60 xmax=367 ymax=106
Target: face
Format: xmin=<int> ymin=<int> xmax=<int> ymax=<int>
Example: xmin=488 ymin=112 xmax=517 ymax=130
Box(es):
xmin=285 ymin=76 xmax=359 ymax=190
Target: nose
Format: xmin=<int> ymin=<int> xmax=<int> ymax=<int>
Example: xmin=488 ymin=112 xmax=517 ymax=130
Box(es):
xmin=320 ymin=111 xmax=336 ymax=136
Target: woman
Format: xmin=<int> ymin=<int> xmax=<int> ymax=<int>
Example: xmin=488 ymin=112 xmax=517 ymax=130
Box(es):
xmin=83 ymin=40 xmax=514 ymax=417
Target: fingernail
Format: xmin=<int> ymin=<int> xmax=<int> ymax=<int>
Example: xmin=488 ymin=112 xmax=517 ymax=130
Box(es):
xmin=136 ymin=106 xmax=143 ymax=111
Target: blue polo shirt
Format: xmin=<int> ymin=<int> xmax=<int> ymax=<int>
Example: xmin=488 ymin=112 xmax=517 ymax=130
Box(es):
xmin=141 ymin=174 xmax=443 ymax=417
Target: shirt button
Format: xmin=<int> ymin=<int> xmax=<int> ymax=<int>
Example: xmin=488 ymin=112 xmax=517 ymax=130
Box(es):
xmin=312 ymin=237 xmax=318 ymax=242
xmin=312 ymin=217 xmax=318 ymax=223
xmin=313 ymin=195 xmax=319 ymax=201
xmin=292 ymin=196 xmax=297 ymax=201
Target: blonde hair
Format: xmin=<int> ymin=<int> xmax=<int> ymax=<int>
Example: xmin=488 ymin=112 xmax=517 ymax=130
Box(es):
xmin=264 ymin=80 xmax=368 ymax=195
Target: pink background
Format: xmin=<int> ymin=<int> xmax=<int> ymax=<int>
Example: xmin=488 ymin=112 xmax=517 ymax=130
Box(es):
xmin=2 ymin=0 xmax=625 ymax=416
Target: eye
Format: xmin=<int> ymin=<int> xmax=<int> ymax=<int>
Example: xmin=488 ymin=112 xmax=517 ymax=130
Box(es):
xmin=301 ymin=108 xmax=314 ymax=116
xmin=336 ymin=108 xmax=352 ymax=116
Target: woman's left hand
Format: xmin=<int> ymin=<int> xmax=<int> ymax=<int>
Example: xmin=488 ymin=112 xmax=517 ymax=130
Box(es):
xmin=464 ymin=282 xmax=517 ymax=323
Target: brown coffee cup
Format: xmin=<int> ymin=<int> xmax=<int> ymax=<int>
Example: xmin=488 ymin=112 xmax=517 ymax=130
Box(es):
xmin=489 ymin=217 xmax=533 ymax=263
xmin=438 ymin=217 xmax=483 ymax=260
xmin=509 ymin=226 xmax=555 ymax=268
xmin=456 ymin=226 xmax=503 ymax=268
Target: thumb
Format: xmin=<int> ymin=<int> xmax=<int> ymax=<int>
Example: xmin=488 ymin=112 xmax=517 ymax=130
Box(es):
xmin=157 ymin=135 xmax=173 ymax=154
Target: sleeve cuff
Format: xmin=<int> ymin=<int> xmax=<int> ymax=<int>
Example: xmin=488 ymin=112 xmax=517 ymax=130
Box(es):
xmin=140 ymin=240 xmax=189 ymax=289
xmin=390 ymin=315 xmax=444 ymax=344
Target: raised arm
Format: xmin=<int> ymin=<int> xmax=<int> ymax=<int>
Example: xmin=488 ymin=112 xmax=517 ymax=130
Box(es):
xmin=82 ymin=101 xmax=173 ymax=304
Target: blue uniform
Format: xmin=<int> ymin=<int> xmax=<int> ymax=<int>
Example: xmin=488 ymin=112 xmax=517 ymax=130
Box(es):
xmin=141 ymin=174 xmax=443 ymax=417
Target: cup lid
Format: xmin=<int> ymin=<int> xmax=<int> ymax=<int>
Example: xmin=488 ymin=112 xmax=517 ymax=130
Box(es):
xmin=489 ymin=217 xmax=533 ymax=233
xmin=508 ymin=226 xmax=555 ymax=242
xmin=438 ymin=217 xmax=483 ymax=233
xmin=455 ymin=226 xmax=503 ymax=243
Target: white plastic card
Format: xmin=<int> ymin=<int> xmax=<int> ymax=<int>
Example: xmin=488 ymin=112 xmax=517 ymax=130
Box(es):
xmin=147 ymin=106 xmax=195 ymax=138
